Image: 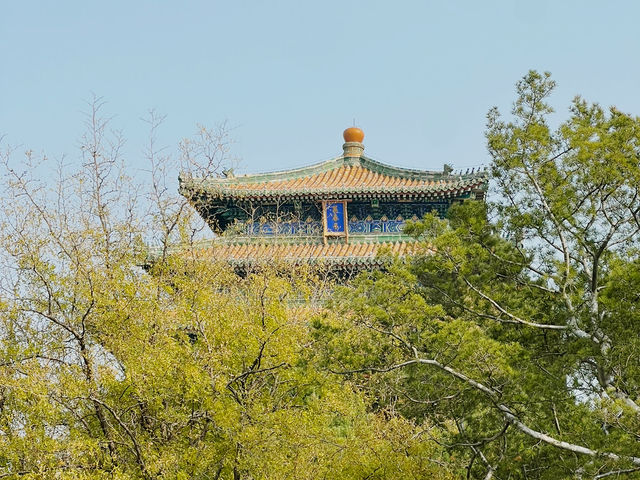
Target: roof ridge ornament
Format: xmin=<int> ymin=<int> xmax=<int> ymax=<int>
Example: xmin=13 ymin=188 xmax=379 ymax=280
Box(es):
xmin=342 ymin=126 xmax=365 ymax=159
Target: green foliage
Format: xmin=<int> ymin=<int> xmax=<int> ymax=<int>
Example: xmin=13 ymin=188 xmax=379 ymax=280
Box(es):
xmin=3 ymin=72 xmax=640 ymax=479
xmin=317 ymin=72 xmax=640 ymax=479
xmin=0 ymin=226 xmax=458 ymax=479
xmin=0 ymin=109 xmax=458 ymax=479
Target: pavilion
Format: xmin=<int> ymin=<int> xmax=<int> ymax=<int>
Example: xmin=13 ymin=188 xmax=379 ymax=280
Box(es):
xmin=178 ymin=127 xmax=487 ymax=272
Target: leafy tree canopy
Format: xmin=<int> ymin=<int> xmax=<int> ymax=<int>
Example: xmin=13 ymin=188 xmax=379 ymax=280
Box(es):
xmin=316 ymin=71 xmax=640 ymax=479
xmin=3 ymin=72 xmax=640 ymax=479
xmin=0 ymin=106 xmax=458 ymax=479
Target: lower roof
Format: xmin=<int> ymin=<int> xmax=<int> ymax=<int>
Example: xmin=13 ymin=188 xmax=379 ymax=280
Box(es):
xmin=190 ymin=239 xmax=419 ymax=267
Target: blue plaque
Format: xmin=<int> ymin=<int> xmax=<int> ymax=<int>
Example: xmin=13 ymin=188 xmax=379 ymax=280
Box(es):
xmin=325 ymin=201 xmax=346 ymax=234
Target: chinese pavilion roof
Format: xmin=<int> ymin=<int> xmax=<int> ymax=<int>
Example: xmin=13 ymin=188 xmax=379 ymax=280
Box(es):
xmin=179 ymin=155 xmax=487 ymax=202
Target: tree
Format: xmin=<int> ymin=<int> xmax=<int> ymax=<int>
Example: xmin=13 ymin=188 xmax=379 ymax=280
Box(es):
xmin=317 ymin=71 xmax=640 ymax=479
xmin=0 ymin=101 xmax=458 ymax=479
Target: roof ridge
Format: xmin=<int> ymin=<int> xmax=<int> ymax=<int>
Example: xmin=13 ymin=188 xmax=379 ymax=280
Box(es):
xmin=180 ymin=155 xmax=486 ymax=189
xmin=188 ymin=155 xmax=347 ymax=186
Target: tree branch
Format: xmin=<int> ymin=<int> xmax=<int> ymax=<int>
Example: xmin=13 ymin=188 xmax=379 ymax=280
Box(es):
xmin=89 ymin=396 xmax=150 ymax=479
xmin=339 ymin=356 xmax=640 ymax=467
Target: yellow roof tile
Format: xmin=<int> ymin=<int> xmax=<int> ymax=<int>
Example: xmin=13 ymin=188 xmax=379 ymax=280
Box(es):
xmin=195 ymin=241 xmax=420 ymax=266
xmin=180 ymin=156 xmax=487 ymax=200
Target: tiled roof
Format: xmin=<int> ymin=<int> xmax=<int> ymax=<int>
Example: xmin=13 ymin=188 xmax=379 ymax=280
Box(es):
xmin=194 ymin=240 xmax=419 ymax=266
xmin=180 ymin=156 xmax=487 ymax=200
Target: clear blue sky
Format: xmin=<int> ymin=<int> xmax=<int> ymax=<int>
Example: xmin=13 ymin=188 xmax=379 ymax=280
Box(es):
xmin=2 ymin=0 xmax=639 ymax=176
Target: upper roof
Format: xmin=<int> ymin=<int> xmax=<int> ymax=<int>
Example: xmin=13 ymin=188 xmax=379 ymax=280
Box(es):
xmin=179 ymin=155 xmax=487 ymax=201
